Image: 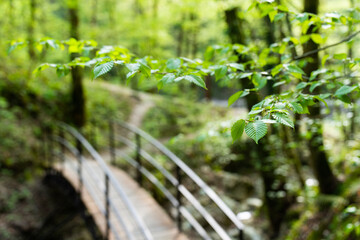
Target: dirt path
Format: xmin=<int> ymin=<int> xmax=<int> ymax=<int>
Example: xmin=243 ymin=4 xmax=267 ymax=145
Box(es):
xmin=95 ymin=81 xmax=155 ymax=127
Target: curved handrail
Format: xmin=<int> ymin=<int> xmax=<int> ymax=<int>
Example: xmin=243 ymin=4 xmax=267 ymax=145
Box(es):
xmin=55 ymin=123 xmax=154 ymax=240
xmin=114 ymin=121 xmax=245 ymax=238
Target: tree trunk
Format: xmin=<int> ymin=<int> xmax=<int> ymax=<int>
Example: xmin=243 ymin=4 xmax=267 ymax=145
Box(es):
xmin=68 ymin=0 xmax=86 ymax=128
xmin=28 ymin=0 xmax=36 ymax=60
xmin=303 ymin=0 xmax=338 ymax=195
xmin=225 ymin=7 xmax=290 ymax=238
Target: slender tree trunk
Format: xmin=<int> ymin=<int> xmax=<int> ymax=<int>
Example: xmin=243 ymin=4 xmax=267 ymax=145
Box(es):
xmin=303 ymin=0 xmax=338 ymax=195
xmin=225 ymin=7 xmax=290 ymax=238
xmin=348 ymin=0 xmax=356 ymax=140
xmin=28 ymin=0 xmax=36 ymax=60
xmin=68 ymin=0 xmax=86 ymax=127
xmin=176 ymin=16 xmax=185 ymax=56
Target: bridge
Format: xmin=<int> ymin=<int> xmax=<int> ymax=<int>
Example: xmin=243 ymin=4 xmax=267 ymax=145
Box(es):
xmin=43 ymin=120 xmax=245 ymax=240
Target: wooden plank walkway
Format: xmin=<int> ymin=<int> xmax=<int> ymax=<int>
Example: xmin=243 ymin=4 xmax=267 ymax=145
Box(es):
xmin=55 ymin=157 xmax=188 ymax=240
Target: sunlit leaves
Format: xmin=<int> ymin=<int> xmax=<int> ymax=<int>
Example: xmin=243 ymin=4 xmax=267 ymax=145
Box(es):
xmin=93 ymin=61 xmax=114 ymax=79
xmin=245 ymin=120 xmax=268 ymax=144
xmin=252 ymin=73 xmax=267 ymax=89
xmin=166 ymin=58 xmax=181 ymax=71
xmin=272 ymin=112 xmax=294 ymax=128
xmin=231 ymin=120 xmax=246 ymax=142
xmin=157 ymin=73 xmax=175 ymax=90
xmin=175 ymin=75 xmax=207 ymax=89
xmin=215 ymin=65 xmax=227 ymax=81
xmin=228 ymin=90 xmax=250 ymax=106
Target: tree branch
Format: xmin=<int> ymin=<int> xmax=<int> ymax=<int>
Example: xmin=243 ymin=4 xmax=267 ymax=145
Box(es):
xmin=293 ymin=30 xmax=360 ymax=61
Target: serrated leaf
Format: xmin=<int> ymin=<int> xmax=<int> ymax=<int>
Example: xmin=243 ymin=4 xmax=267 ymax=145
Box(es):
xmin=228 ymin=90 xmax=249 ymax=106
xmin=245 ymin=121 xmax=268 ymax=144
xmin=183 ymin=75 xmax=207 ymax=89
xmin=272 ymin=113 xmax=294 ymax=128
xmin=228 ymin=63 xmax=245 ymax=71
xmin=166 ymin=58 xmax=181 ymax=71
xmin=231 ymin=120 xmax=246 ymax=142
xmin=126 ymin=63 xmax=140 ymax=72
xmin=334 ymin=85 xmax=357 ymax=96
xmin=290 ymin=102 xmax=304 ymax=113
xmin=93 ymin=61 xmax=114 ymax=79
xmin=215 ymin=65 xmax=227 ymax=81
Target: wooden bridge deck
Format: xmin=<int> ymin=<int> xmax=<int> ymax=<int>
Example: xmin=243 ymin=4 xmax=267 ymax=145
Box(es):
xmin=55 ymin=157 xmax=187 ymax=240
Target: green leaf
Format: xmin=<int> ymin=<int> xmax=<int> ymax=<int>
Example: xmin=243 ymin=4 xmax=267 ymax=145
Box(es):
xmin=288 ymin=65 xmax=305 ymax=75
xmin=272 ymin=113 xmax=294 ymax=128
xmin=310 ymin=82 xmax=322 ymax=92
xmin=271 ymin=64 xmax=283 ymax=76
xmin=139 ymin=62 xmax=151 ymax=77
xmin=238 ymin=72 xmax=253 ymax=79
xmin=228 ymin=63 xmax=245 ymax=71
xmin=126 ymin=63 xmax=140 ymax=72
xmin=166 ymin=58 xmax=181 ymax=71
xmin=183 ymin=75 xmax=207 ymax=89
xmin=126 ymin=71 xmax=137 ymax=85
xmin=228 ymin=90 xmax=249 ymax=106
xmin=334 ymin=53 xmax=347 ymax=60
xmin=296 ymin=82 xmax=308 ymax=90
xmin=274 ymin=13 xmax=285 ymax=22
xmin=245 ymin=121 xmax=268 ymax=144
xmin=231 ymin=120 xmax=246 ymax=142
xmin=334 ymin=85 xmax=357 ymax=96
xmin=290 ymin=102 xmax=304 ymax=113
xmin=252 ymin=73 xmax=267 ymax=89
xmin=268 ymin=10 xmax=278 ymax=22
xmin=311 ymin=34 xmax=324 ymax=44
xmin=215 ymin=65 xmax=227 ymax=81
xmin=157 ymin=73 xmax=175 ymax=90
xmin=93 ymin=61 xmax=114 ymax=79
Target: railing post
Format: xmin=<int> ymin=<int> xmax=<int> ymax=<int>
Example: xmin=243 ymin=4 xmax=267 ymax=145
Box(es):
xmin=59 ymin=128 xmax=65 ymax=172
xmin=239 ymin=229 xmax=244 ymax=240
xmin=135 ymin=133 xmax=143 ymax=186
xmin=91 ymin=120 xmax=98 ymax=150
xmin=105 ymin=174 xmax=110 ymax=240
xmin=76 ymin=138 xmax=83 ymax=195
xmin=109 ymin=120 xmax=116 ymax=165
xmin=176 ymin=165 xmax=182 ymax=232
xmin=47 ymin=127 xmax=54 ymax=170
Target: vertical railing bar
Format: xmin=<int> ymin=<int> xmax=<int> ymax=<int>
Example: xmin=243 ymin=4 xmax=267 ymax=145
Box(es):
xmin=76 ymin=137 xmax=83 ymax=196
xmin=239 ymin=229 xmax=244 ymax=240
xmin=105 ymin=174 xmax=110 ymax=240
xmin=92 ymin=120 xmax=98 ymax=150
xmin=135 ymin=133 xmax=143 ymax=186
xmin=176 ymin=165 xmax=182 ymax=232
xmin=109 ymin=120 xmax=116 ymax=165
xmin=59 ymin=128 xmax=66 ymax=173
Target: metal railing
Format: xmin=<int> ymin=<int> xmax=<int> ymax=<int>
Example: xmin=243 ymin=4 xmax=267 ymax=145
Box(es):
xmin=46 ymin=123 xmax=154 ymax=240
xmin=104 ymin=120 xmax=245 ymax=240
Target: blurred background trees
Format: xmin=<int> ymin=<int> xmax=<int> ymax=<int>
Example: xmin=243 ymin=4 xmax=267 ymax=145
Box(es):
xmin=1 ymin=0 xmax=360 ymax=239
